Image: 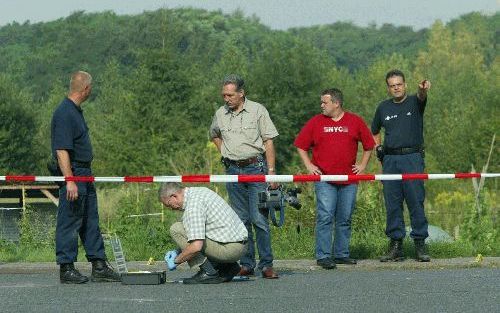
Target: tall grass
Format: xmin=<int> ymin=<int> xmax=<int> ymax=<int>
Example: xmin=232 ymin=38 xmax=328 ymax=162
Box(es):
xmin=1 ymin=178 xmax=497 ymax=262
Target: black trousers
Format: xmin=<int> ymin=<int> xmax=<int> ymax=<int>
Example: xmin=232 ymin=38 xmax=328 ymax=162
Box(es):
xmin=382 ymin=153 xmax=429 ymax=240
xmin=55 ymin=167 xmax=106 ymax=264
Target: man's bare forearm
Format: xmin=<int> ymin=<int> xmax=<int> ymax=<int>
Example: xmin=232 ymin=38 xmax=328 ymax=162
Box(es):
xmin=56 ymin=150 xmax=73 ymax=176
xmin=212 ymin=138 xmax=222 ymax=153
xmin=263 ymin=139 xmax=276 ymax=172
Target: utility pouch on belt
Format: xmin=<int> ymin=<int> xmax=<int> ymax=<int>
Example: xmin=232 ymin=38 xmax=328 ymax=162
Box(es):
xmin=221 ymin=157 xmax=231 ymax=168
xmin=376 ymin=145 xmax=385 ymax=162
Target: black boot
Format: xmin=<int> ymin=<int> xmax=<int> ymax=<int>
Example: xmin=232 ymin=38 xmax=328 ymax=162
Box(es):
xmin=216 ymin=262 xmax=241 ymax=282
xmin=414 ymin=239 xmax=431 ymax=262
xmin=60 ymin=263 xmax=89 ymax=284
xmin=91 ymin=259 xmax=121 ymax=282
xmin=380 ymin=239 xmax=405 ymax=262
xmin=183 ymin=259 xmax=223 ymax=284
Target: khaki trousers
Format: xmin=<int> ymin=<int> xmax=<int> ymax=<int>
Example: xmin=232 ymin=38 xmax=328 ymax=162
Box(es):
xmin=170 ymin=222 xmax=246 ymax=268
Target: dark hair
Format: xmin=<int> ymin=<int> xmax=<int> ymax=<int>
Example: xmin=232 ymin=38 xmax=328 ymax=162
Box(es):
xmin=321 ymin=88 xmax=343 ymax=107
xmin=222 ymin=74 xmax=245 ymax=91
xmin=385 ymin=69 xmax=405 ymax=85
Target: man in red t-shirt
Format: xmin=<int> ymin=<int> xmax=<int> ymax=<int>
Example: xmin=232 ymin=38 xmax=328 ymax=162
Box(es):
xmin=294 ymin=88 xmax=375 ymax=269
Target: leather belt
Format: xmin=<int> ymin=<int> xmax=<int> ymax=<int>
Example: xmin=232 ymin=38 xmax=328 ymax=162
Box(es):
xmin=226 ymin=156 xmax=260 ymax=167
xmin=221 ymin=240 xmax=247 ymax=245
xmin=385 ymin=147 xmax=423 ymax=155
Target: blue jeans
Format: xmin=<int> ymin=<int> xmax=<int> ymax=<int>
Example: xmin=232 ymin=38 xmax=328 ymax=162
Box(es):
xmin=225 ymin=156 xmax=273 ymax=270
xmin=56 ymin=167 xmax=106 ymax=264
xmin=382 ymin=153 xmax=428 ymax=240
xmin=314 ymin=182 xmax=358 ymax=260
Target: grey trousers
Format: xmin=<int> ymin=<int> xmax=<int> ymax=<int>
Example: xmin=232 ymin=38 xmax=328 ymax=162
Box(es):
xmin=170 ymin=222 xmax=246 ymax=268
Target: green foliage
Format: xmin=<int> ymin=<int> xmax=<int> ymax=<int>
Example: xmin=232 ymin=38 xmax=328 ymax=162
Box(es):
xmin=0 ymin=75 xmax=42 ymax=173
xmin=0 ymin=8 xmax=498 ymax=260
xmin=290 ymin=22 xmax=428 ymax=71
xmin=0 ymin=8 xmax=497 ymax=175
xmin=104 ymin=185 xmax=177 ymax=260
xmin=352 ymin=183 xmax=386 ymax=238
xmin=460 ymin=189 xmax=499 ymax=255
xmin=427 ymin=241 xmax=474 ymax=258
xmin=18 ymin=205 xmax=56 ymax=248
xmin=350 ymin=183 xmax=388 ymax=258
xmin=414 ymin=21 xmax=499 ymax=173
xmin=271 ymin=224 xmax=315 ymax=259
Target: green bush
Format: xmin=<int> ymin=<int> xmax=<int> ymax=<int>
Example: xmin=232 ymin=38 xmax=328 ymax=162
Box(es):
xmin=460 ymin=188 xmax=499 ymax=255
xmin=104 ymin=185 xmax=178 ymax=261
xmin=19 ymin=205 xmax=55 ymax=249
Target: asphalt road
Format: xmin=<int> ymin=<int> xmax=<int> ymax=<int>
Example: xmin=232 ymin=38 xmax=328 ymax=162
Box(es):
xmin=0 ymin=267 xmax=498 ymax=313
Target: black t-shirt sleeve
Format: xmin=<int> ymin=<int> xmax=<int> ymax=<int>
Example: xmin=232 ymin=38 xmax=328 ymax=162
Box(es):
xmin=417 ymin=95 xmax=427 ymax=114
xmin=371 ymin=105 xmax=382 ymax=135
xmin=52 ymin=110 xmax=74 ymax=151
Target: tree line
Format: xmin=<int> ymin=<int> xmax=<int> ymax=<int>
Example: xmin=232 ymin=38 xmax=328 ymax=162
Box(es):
xmin=0 ymin=8 xmax=498 ymax=178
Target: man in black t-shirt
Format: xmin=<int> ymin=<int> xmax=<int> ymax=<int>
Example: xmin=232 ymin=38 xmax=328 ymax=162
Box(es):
xmin=371 ymin=69 xmax=431 ymax=263
xmin=51 ymin=71 xmax=120 ymax=284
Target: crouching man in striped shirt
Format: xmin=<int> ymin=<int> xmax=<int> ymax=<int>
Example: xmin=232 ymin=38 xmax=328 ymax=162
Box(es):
xmin=159 ymin=182 xmax=248 ymax=284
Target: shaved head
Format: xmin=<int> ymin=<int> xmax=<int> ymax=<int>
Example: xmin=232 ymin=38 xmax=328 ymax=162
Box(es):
xmin=70 ymin=71 xmax=92 ymax=93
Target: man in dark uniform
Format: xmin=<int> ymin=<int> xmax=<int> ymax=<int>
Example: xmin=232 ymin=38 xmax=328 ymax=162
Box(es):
xmin=371 ymin=69 xmax=431 ymax=262
xmin=51 ymin=71 xmax=120 ymax=283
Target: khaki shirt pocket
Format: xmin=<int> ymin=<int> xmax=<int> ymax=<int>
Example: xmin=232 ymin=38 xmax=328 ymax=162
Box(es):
xmin=241 ymin=120 xmax=260 ymax=142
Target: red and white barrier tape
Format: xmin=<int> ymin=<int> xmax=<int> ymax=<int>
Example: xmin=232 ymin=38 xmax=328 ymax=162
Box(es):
xmin=0 ymin=173 xmax=498 ymax=183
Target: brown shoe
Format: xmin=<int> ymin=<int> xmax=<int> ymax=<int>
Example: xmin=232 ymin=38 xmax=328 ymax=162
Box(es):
xmin=238 ymin=266 xmax=255 ymax=277
xmin=261 ymin=267 xmax=279 ymax=279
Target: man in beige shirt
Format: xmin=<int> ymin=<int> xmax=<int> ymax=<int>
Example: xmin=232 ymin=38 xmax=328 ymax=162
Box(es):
xmin=209 ymin=74 xmax=279 ymax=279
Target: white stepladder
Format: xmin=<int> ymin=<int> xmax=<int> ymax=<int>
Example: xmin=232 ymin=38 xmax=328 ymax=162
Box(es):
xmin=108 ymin=234 xmax=128 ymax=274
xmin=104 ymin=233 xmax=166 ymax=284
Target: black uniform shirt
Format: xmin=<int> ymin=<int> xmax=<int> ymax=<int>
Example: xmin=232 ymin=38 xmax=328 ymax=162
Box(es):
xmin=51 ymin=97 xmax=93 ymax=162
xmin=371 ymin=94 xmax=426 ymax=149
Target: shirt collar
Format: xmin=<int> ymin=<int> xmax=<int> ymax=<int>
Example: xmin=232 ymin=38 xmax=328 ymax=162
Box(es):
xmin=67 ymin=97 xmax=83 ymax=112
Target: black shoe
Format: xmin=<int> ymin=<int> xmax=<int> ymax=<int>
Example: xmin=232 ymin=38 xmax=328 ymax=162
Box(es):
xmin=316 ymin=257 xmax=336 ymax=269
xmin=334 ymin=257 xmax=357 ymax=265
xmin=380 ymin=239 xmax=405 ymax=262
xmin=183 ymin=269 xmax=224 ymax=284
xmin=91 ymin=259 xmax=121 ymax=282
xmin=414 ymin=239 xmax=431 ymax=262
xmin=217 ymin=262 xmax=241 ymax=282
xmin=60 ymin=263 xmax=89 ymax=284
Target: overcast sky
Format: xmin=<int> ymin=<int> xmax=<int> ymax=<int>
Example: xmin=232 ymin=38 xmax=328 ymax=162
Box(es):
xmin=0 ymin=0 xmax=497 ymax=30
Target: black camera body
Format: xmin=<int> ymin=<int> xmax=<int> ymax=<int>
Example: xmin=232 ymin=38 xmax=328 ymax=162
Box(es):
xmin=258 ymin=187 xmax=301 ymax=211
xmin=284 ymin=188 xmax=302 ymax=209
xmin=257 ymin=186 xmax=302 ymax=227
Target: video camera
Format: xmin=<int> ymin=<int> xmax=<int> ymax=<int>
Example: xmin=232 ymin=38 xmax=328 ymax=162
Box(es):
xmin=258 ymin=186 xmax=301 ymax=227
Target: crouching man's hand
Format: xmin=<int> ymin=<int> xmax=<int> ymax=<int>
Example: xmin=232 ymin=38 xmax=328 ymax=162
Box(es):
xmin=165 ymin=250 xmax=179 ymax=271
